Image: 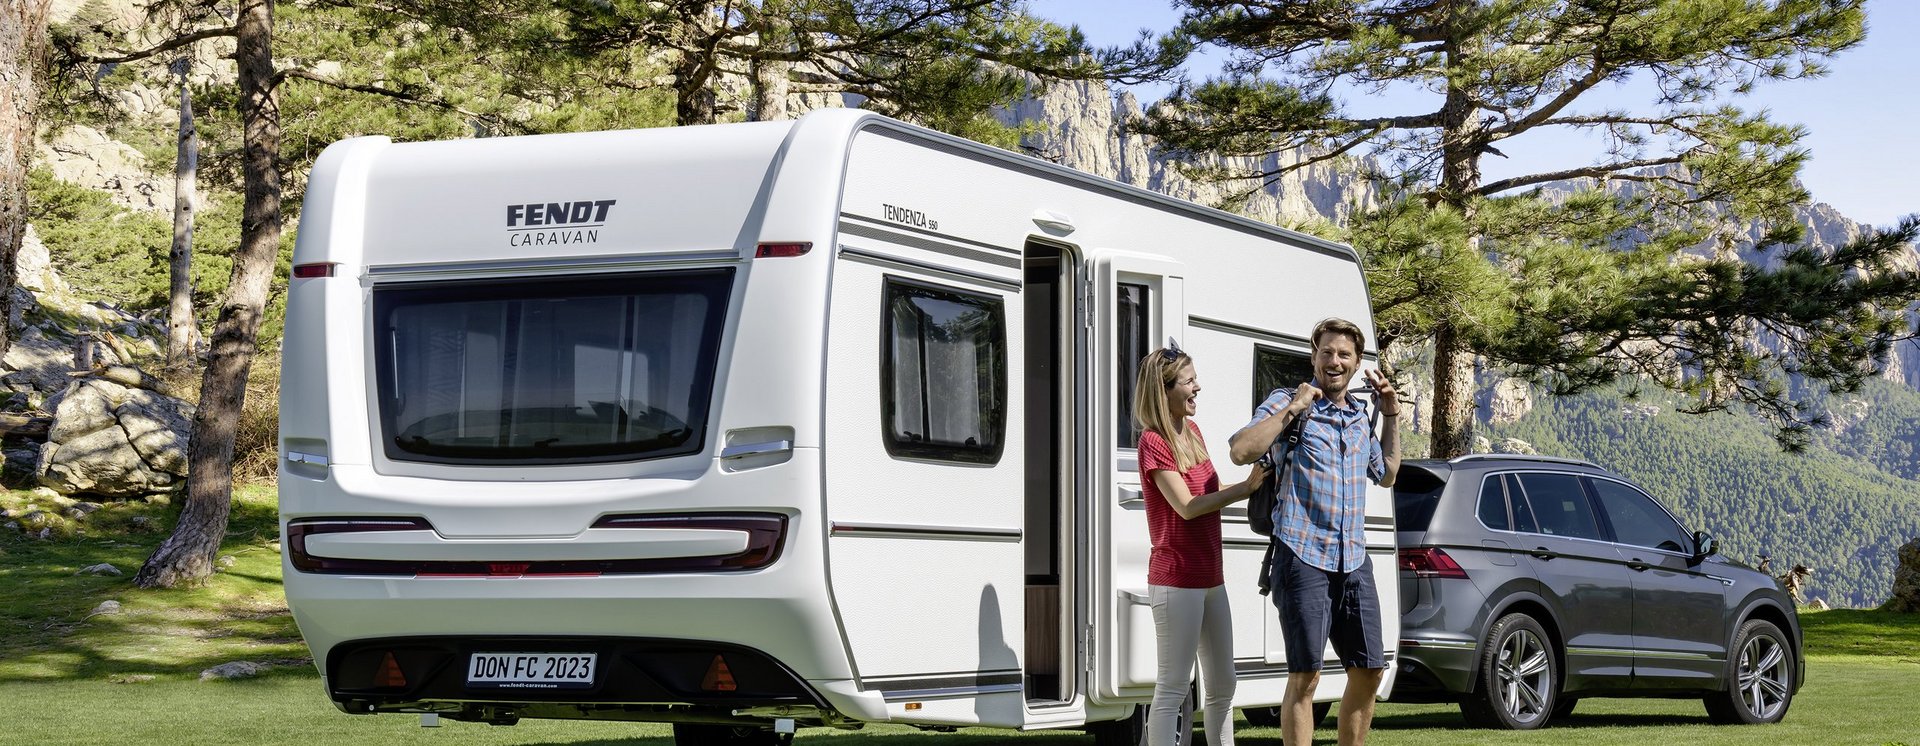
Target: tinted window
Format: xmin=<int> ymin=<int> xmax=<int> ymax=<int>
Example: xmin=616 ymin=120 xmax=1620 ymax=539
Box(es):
xmin=884 ymin=278 xmax=1007 ymax=464
xmin=1589 ymin=478 xmax=1692 ymax=552
xmin=1477 ymin=474 xmax=1510 ymax=531
xmin=1392 ymin=466 xmax=1447 ymax=531
xmin=1514 ymin=472 xmax=1603 ymax=541
xmin=1116 ymin=282 xmax=1150 ymax=448
xmin=1252 ymin=345 xmax=1314 ymax=414
xmin=373 ymin=269 xmax=732 ymax=465
xmin=1505 ymin=474 xmax=1540 ymax=533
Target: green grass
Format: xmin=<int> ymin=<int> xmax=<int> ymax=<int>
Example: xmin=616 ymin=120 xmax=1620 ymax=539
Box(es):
xmin=2 ymin=485 xmax=1917 ymax=745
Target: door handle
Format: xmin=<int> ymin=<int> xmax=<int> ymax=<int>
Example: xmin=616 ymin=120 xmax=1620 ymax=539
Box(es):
xmin=1628 ymin=559 xmax=1650 ymax=572
xmin=1529 ymin=547 xmax=1554 ymax=560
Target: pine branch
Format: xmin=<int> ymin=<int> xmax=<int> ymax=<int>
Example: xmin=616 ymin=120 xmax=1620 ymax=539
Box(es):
xmin=1477 ymin=155 xmax=1689 ymax=195
xmin=64 ymin=25 xmax=234 ymax=65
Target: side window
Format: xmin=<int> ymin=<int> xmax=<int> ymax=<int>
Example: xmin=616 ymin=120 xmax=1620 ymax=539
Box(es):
xmin=1252 ymin=345 xmax=1314 ymax=416
xmin=1588 ymin=478 xmax=1692 ymax=553
xmin=1514 ymin=472 xmax=1603 ymax=541
xmin=1477 ymin=474 xmax=1511 ymax=531
xmin=882 ymin=278 xmax=1007 ymax=464
xmin=1116 ymin=282 xmax=1151 ymax=448
xmin=1506 ymin=474 xmax=1540 ymax=533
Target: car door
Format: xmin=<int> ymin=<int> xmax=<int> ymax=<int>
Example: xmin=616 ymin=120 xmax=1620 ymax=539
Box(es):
xmin=1508 ymin=472 xmax=1635 ymax=686
xmin=1585 ymin=477 xmax=1728 ymax=689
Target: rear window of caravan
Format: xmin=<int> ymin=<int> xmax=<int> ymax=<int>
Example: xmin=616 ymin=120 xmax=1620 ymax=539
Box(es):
xmin=371 ymin=269 xmax=734 ymax=465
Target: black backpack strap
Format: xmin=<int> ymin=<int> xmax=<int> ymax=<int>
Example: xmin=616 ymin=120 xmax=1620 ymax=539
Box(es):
xmin=1255 ymin=413 xmax=1306 ymax=596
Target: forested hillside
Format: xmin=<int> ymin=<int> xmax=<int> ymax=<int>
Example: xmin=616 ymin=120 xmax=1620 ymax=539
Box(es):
xmin=1484 ymin=380 xmax=1920 ymax=608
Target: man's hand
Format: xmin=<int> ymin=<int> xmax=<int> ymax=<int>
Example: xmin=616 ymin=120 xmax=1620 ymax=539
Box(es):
xmin=1364 ymin=367 xmax=1399 ymax=417
xmin=1291 ymin=382 xmax=1323 ymax=414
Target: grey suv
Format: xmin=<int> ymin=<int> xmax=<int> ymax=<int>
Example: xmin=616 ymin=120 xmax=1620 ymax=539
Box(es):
xmin=1389 ymin=454 xmax=1802 ymax=729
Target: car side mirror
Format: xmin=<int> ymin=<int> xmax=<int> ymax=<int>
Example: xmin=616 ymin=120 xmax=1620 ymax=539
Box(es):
xmin=1692 ymin=530 xmax=1718 ymax=562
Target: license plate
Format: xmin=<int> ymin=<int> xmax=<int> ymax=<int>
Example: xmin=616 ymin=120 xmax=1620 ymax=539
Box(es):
xmin=466 ymin=652 xmax=597 ymax=689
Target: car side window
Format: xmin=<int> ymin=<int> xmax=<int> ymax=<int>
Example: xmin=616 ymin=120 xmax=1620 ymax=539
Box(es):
xmin=1514 ymin=472 xmax=1603 ymax=541
xmin=1588 ymin=478 xmax=1692 ymax=553
xmin=1477 ymin=474 xmax=1510 ymax=530
xmin=1505 ymin=474 xmax=1540 ymax=533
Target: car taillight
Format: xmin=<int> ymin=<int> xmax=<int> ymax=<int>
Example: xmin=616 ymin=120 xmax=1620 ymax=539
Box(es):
xmin=1399 ymin=547 xmax=1469 ymax=579
xmin=292 ymin=262 xmax=336 ymax=278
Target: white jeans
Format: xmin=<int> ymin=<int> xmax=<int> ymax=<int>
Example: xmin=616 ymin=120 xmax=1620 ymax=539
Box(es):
xmin=1149 ymin=584 xmax=1235 ymax=746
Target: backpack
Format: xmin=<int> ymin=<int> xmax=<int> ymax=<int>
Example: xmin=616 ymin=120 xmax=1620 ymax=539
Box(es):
xmin=1251 ymin=386 xmax=1381 ymax=595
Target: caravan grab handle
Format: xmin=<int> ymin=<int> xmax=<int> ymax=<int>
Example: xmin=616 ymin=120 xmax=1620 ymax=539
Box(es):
xmin=721 ymin=439 xmax=793 ymax=460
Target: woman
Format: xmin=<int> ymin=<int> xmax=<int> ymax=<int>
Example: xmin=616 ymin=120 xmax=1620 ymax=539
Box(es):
xmin=1133 ymin=341 xmax=1267 ymax=746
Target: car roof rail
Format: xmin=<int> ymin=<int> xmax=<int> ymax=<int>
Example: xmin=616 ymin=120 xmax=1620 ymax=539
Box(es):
xmin=1447 ymin=453 xmax=1600 ymax=469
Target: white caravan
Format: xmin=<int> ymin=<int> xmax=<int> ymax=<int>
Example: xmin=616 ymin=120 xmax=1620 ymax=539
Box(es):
xmin=279 ymin=109 xmax=1399 ymax=743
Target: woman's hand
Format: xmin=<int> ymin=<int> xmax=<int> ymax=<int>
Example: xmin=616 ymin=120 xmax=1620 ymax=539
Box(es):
xmin=1240 ymin=461 xmax=1269 ymax=497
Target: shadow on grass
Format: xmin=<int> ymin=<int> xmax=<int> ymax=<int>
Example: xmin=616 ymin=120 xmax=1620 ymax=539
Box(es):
xmin=0 ymin=483 xmax=297 ymax=682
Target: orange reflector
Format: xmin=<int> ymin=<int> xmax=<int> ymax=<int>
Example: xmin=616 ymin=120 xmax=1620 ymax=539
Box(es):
xmin=375 ymin=652 xmax=407 ymax=688
xmin=904 ymin=702 xmax=923 ymax=711
xmin=702 ymin=654 xmax=738 ymax=692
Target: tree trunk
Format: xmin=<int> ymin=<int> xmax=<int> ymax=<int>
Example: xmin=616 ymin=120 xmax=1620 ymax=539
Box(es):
xmin=747 ymin=15 xmax=790 ymax=122
xmin=137 ymin=0 xmax=281 ymax=589
xmin=1429 ymin=323 xmax=1478 ymax=457
xmin=167 ymin=62 xmax=198 ymax=366
xmin=1427 ymin=33 xmax=1485 ymax=459
xmin=0 ymin=1 xmax=54 ymax=361
xmin=674 ymin=50 xmax=718 ymax=125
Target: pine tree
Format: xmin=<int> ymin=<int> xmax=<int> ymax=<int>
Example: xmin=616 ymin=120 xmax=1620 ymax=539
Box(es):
xmin=1139 ymin=0 xmax=1905 ymax=455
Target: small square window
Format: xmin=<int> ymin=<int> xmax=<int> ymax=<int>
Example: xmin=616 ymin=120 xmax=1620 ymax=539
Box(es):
xmin=882 ymin=278 xmax=1007 ymax=464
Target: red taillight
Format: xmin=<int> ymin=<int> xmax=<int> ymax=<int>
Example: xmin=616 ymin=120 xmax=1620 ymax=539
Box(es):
xmin=285 ymin=517 xmax=433 ymax=574
xmin=292 ymin=262 xmax=336 ymax=278
xmin=754 ymin=242 xmax=811 ymax=258
xmin=1399 ymin=547 xmax=1469 ymax=579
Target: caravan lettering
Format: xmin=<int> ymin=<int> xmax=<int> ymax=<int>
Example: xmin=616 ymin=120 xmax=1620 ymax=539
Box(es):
xmin=506 ymin=200 xmax=617 ymax=227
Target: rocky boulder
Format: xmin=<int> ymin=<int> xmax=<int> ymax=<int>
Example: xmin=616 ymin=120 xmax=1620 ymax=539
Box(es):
xmin=1889 ymin=537 xmax=1920 ymax=613
xmin=36 ymin=377 xmax=193 ymax=497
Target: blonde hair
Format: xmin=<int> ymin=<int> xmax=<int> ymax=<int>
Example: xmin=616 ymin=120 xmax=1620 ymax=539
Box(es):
xmin=1132 ymin=348 xmax=1207 ymax=471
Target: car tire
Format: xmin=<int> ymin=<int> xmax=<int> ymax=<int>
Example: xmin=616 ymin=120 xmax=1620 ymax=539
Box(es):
xmin=1551 ymin=696 xmax=1577 ymax=720
xmin=1241 ymin=701 xmax=1331 ymax=731
xmin=1704 ymin=619 xmax=1795 ymax=724
xmin=1460 ymin=613 xmax=1558 ymax=730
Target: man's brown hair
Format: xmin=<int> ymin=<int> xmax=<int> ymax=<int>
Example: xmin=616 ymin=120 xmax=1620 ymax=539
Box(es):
xmin=1311 ymin=317 xmax=1366 ymax=352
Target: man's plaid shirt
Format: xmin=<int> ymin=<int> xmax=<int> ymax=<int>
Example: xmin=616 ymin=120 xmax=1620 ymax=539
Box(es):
xmin=1242 ymin=387 xmax=1383 ymax=573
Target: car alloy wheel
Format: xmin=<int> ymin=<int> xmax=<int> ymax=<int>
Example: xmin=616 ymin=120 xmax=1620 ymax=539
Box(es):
xmin=1706 ymin=619 xmax=1795 ymax=724
xmin=1461 ymin=613 xmax=1557 ymax=730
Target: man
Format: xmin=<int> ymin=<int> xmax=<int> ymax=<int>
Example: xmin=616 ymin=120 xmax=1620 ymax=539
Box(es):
xmin=1229 ymin=317 xmax=1401 ymax=746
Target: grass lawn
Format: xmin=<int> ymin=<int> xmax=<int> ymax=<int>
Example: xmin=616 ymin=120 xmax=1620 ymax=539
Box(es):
xmin=3 ymin=484 xmax=1917 ymax=745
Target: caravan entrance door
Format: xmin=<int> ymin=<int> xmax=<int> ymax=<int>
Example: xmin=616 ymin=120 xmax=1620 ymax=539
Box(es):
xmin=1088 ymin=251 xmax=1185 ymax=701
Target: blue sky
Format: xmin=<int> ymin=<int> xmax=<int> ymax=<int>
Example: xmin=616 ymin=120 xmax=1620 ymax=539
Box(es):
xmin=1026 ymin=0 xmax=1919 ymax=228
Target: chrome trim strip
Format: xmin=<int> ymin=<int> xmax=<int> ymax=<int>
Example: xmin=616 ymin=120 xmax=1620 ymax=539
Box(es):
xmin=366 ymin=249 xmax=740 ymax=279
xmin=720 ymin=439 xmax=792 ymax=460
xmin=879 ymin=683 xmax=1024 ymax=701
xmin=839 ymin=220 xmax=1021 ymax=269
xmin=838 ymin=246 xmax=1022 ymax=292
xmin=829 ymin=521 xmax=1022 ymax=542
xmin=1400 ymin=639 xmax=1477 ymax=651
xmin=1565 ymin=647 xmax=1638 ymax=658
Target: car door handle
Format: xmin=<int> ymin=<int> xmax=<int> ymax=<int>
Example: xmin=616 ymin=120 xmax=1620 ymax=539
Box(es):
xmin=1627 ymin=559 xmax=1651 ymax=572
xmin=1529 ymin=547 xmax=1555 ymax=560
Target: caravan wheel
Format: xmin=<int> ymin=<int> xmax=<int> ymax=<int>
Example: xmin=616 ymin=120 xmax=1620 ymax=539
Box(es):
xmin=1089 ymin=686 xmax=1193 ymax=746
xmin=673 ymin=723 xmax=794 ymax=746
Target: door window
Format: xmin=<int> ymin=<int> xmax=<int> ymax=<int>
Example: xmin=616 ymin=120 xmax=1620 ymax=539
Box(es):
xmin=1477 ymin=474 xmax=1511 ymax=531
xmin=1588 ymin=478 xmax=1692 ymax=553
xmin=1115 ymin=282 xmax=1151 ymax=448
xmin=1514 ymin=472 xmax=1603 ymax=541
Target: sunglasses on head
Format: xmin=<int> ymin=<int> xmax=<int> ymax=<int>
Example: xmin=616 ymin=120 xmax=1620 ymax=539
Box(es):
xmin=1161 ymin=337 xmax=1182 ymax=362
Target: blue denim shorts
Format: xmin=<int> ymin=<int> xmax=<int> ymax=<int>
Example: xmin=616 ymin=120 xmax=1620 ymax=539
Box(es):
xmin=1270 ymin=541 xmax=1386 ymax=673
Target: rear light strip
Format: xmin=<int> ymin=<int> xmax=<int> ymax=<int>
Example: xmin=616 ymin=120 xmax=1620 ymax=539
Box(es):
xmin=1398 ymin=547 xmax=1470 ymax=579
xmin=286 ymin=513 xmax=788 ymax=577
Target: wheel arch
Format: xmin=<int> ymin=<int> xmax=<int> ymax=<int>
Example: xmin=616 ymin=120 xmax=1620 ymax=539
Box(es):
xmin=1470 ymin=592 xmax=1563 ymax=695
xmin=1736 ymin=600 xmax=1802 ymax=692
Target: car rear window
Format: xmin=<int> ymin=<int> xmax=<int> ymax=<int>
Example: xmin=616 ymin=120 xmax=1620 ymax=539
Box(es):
xmin=1392 ymin=465 xmax=1448 ymax=531
xmin=372 ymin=268 xmax=734 ymax=465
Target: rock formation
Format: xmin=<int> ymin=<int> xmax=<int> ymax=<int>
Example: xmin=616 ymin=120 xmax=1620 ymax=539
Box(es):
xmin=1889 ymin=538 xmax=1920 ymax=613
xmin=36 ymin=375 xmax=194 ymax=497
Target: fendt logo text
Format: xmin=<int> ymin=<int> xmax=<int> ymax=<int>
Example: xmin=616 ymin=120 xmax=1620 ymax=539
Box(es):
xmin=506 ymin=199 xmax=616 ymax=247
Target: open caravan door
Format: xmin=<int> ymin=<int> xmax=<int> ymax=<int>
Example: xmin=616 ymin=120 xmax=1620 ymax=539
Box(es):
xmin=1088 ymin=251 xmax=1184 ymax=702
